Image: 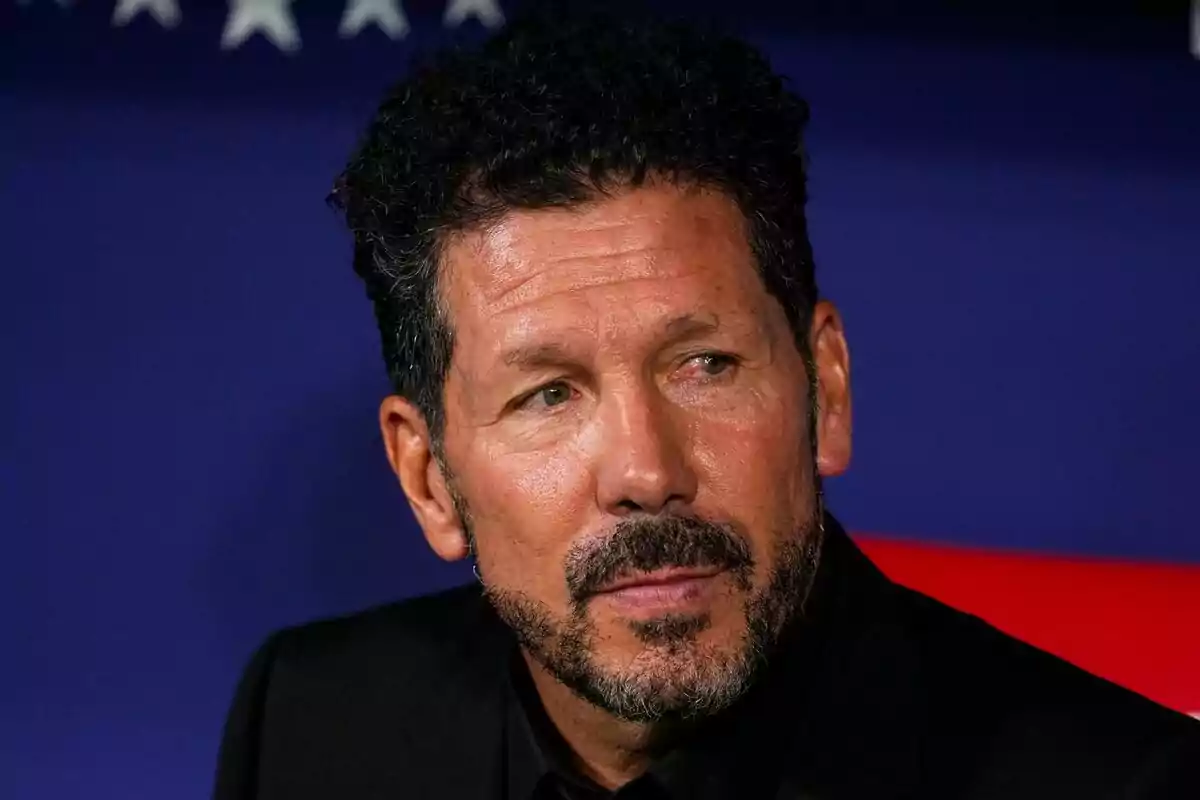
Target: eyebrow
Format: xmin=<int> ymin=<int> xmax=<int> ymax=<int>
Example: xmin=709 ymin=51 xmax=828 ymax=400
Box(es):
xmin=661 ymin=313 xmax=721 ymax=345
xmin=500 ymin=342 xmax=580 ymax=370
xmin=497 ymin=313 xmax=723 ymax=371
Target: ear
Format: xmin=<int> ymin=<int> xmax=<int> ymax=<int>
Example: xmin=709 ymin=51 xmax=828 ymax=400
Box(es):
xmin=379 ymin=395 xmax=471 ymax=562
xmin=809 ymin=301 xmax=852 ymax=477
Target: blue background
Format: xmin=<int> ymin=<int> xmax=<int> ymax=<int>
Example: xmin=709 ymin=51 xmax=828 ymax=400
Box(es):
xmin=3 ymin=2 xmax=1199 ymax=797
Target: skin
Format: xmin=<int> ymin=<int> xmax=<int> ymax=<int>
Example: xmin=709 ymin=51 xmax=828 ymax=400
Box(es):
xmin=380 ymin=182 xmax=852 ymax=788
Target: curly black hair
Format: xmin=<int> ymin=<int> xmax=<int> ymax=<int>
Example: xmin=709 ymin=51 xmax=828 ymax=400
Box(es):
xmin=330 ymin=5 xmax=818 ymax=448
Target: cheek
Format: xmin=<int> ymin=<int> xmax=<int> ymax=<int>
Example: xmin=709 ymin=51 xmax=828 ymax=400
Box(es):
xmin=463 ymin=442 xmax=594 ymax=593
xmin=689 ymin=384 xmax=812 ymax=542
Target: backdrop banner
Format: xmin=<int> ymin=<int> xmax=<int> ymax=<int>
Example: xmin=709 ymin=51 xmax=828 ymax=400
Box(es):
xmin=3 ymin=2 xmax=1198 ymax=798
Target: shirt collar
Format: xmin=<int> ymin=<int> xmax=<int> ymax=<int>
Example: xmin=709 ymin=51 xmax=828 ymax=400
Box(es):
xmin=504 ymin=626 xmax=815 ymax=800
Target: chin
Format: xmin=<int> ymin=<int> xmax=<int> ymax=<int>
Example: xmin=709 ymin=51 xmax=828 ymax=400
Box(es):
xmin=580 ymin=634 xmax=761 ymax=724
xmin=598 ymin=615 xmax=752 ymax=680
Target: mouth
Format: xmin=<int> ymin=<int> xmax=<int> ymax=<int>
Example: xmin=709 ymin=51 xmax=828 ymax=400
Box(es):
xmin=590 ymin=566 xmax=726 ymax=615
xmin=594 ymin=566 xmax=725 ymax=594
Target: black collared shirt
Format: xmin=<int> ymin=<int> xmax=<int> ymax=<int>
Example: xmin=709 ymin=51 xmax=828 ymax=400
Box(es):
xmin=502 ymin=606 xmax=824 ymax=800
xmin=504 ymin=654 xmax=671 ymax=799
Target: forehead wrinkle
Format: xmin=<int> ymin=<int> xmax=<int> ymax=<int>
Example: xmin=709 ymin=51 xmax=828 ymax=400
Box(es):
xmin=482 ymin=246 xmax=687 ymax=316
xmin=464 ymin=193 xmax=744 ymax=310
xmin=444 ymin=186 xmax=779 ymax=369
xmin=493 ymin=304 xmax=736 ymax=381
xmin=463 ymin=263 xmax=779 ymax=379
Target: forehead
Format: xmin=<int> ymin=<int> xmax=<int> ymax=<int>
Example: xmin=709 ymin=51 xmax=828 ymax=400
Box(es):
xmin=440 ymin=183 xmax=771 ymax=352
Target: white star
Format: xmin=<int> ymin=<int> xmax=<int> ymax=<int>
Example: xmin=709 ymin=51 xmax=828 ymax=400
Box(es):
xmin=221 ymin=0 xmax=301 ymax=53
xmin=443 ymin=0 xmax=503 ymax=30
xmin=339 ymin=0 xmax=409 ymax=40
xmin=112 ymin=0 xmax=181 ymax=29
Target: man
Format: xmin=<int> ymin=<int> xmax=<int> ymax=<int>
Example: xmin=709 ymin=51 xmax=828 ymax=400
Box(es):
xmin=212 ymin=7 xmax=1200 ymax=799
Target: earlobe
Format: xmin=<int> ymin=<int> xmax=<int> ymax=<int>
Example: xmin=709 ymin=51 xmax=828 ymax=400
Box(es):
xmin=809 ymin=302 xmax=853 ymax=477
xmin=379 ymin=396 xmax=470 ymax=562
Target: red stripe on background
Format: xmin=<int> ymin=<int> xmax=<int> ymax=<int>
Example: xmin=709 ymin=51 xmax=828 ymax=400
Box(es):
xmin=853 ymin=534 xmax=1200 ymax=716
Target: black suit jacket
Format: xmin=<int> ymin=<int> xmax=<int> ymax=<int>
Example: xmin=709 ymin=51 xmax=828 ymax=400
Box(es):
xmin=212 ymin=522 xmax=1200 ymax=799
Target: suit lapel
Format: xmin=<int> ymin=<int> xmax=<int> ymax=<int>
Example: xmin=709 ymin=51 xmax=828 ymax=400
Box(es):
xmin=394 ymin=597 xmax=514 ymax=800
xmin=771 ymin=521 xmax=933 ymax=800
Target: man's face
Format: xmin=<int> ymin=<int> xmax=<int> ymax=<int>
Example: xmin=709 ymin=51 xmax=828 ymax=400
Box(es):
xmin=400 ymin=183 xmax=849 ymax=721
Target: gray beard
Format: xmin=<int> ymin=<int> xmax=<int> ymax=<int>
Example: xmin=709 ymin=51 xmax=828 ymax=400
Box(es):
xmin=481 ymin=522 xmax=823 ymax=725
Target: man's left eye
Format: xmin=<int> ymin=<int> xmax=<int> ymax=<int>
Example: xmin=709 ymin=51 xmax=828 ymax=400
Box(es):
xmin=691 ymin=353 xmax=738 ymax=376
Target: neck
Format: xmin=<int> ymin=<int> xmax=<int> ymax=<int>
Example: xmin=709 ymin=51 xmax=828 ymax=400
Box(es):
xmin=521 ymin=650 xmax=675 ymax=791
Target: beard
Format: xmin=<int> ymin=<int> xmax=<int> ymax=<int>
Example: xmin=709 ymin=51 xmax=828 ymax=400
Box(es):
xmin=472 ymin=508 xmax=824 ymax=725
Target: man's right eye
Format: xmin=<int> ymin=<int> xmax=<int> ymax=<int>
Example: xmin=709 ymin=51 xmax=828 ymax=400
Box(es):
xmin=517 ymin=381 xmax=574 ymax=411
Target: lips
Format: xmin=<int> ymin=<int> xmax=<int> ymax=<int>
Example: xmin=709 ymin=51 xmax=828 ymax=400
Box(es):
xmin=592 ymin=566 xmax=724 ymax=595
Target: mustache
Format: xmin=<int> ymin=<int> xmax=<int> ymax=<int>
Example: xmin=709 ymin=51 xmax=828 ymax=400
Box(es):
xmin=564 ymin=515 xmax=754 ymax=604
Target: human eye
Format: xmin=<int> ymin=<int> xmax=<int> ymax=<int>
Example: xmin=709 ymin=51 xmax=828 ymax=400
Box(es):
xmin=514 ymin=380 xmax=576 ymax=412
xmin=683 ymin=352 xmax=740 ymax=380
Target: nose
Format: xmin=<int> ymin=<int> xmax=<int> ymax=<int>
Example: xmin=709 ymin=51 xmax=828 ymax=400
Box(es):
xmin=594 ymin=387 xmax=698 ymax=516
